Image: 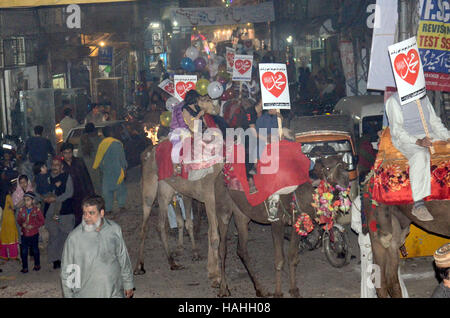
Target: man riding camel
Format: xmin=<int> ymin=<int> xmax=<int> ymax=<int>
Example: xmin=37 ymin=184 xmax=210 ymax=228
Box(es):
xmin=385 ymin=92 xmax=450 ymax=222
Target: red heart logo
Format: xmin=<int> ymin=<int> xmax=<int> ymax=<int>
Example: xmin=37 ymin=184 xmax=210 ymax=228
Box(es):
xmin=176 ymin=81 xmax=196 ymax=100
xmin=393 ymin=49 xmax=420 ymax=86
xmin=235 ymin=59 xmax=252 ymax=75
xmin=164 ymin=82 xmax=174 ymax=94
xmin=261 ymin=72 xmax=287 ymax=98
xmin=226 ymin=52 xmax=235 ymax=67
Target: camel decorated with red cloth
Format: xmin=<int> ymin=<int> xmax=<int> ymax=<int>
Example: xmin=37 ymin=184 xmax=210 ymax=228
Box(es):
xmin=363 ymin=128 xmax=450 ymax=298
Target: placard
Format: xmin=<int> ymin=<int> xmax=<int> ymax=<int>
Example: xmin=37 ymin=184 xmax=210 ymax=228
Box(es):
xmin=225 ymin=47 xmax=235 ymax=73
xmin=232 ymin=54 xmax=253 ymax=81
xmin=388 ymin=37 xmax=426 ymax=105
xmin=258 ymin=63 xmax=290 ymax=109
xmin=174 ymin=75 xmax=197 ymax=101
xmin=158 ymin=78 xmax=175 ymax=97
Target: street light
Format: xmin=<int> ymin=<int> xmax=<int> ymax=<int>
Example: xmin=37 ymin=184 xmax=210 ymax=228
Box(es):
xmin=150 ymin=22 xmax=160 ymax=29
xmin=286 ymin=35 xmax=293 ymax=44
xmin=99 ymin=41 xmax=105 ymax=47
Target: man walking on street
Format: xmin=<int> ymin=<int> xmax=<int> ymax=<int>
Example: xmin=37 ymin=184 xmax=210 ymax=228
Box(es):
xmin=93 ymin=126 xmax=127 ymax=214
xmin=44 ymin=157 xmax=74 ymax=270
xmin=23 ymin=126 xmax=55 ymax=179
xmin=61 ymin=142 xmax=94 ymax=226
xmin=59 ymin=107 xmax=79 ymax=142
xmin=61 ymin=195 xmax=134 ymax=298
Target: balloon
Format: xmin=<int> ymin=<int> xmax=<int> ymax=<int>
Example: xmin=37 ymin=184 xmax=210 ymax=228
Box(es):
xmin=217 ymin=76 xmax=228 ymax=85
xmin=160 ymin=111 xmax=172 ymax=127
xmin=181 ymin=57 xmax=194 ymax=71
xmin=218 ymin=69 xmax=230 ymax=80
xmin=196 ymin=78 xmax=210 ymax=96
xmin=207 ymin=81 xmax=224 ymax=99
xmin=165 ymin=97 xmax=179 ymax=112
xmin=218 ymin=63 xmax=227 ymax=73
xmin=185 ymin=46 xmax=199 ymax=60
xmin=221 ymin=88 xmax=236 ymax=101
xmin=194 ymin=57 xmax=207 ymax=71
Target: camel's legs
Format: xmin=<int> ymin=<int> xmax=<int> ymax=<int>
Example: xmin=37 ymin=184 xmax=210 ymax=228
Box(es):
xmin=271 ymin=219 xmax=285 ymax=297
xmin=233 ymin=207 xmax=269 ymax=297
xmin=134 ymin=171 xmax=158 ymax=275
xmin=182 ymin=196 xmax=200 ymax=260
xmin=204 ymin=192 xmax=221 ymax=287
xmin=173 ymin=196 xmax=185 ymax=255
xmin=287 ymin=220 xmax=301 ymax=297
xmin=217 ymin=202 xmax=232 ymax=297
xmin=158 ymin=181 xmax=183 ymax=270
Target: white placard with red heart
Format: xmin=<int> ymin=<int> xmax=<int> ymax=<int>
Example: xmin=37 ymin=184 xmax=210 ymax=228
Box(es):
xmin=388 ymin=36 xmax=426 ymax=105
xmin=259 ymin=63 xmax=291 ymax=109
xmin=158 ymin=79 xmax=175 ymax=97
xmin=225 ymin=47 xmax=235 ymax=73
xmin=174 ymin=75 xmax=197 ymax=101
xmin=232 ymin=54 xmax=253 ymax=82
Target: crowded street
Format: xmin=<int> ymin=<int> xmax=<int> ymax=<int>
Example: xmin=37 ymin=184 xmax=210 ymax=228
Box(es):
xmin=0 ymin=0 xmax=449 ymax=302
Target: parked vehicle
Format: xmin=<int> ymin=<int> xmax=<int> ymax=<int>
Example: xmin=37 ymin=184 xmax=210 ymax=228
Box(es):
xmin=333 ymin=95 xmax=384 ymax=143
xmin=62 ymin=120 xmax=151 ymax=168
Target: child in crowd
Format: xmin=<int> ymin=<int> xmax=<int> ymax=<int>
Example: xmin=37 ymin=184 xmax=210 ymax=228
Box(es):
xmin=16 ymin=192 xmax=45 ymax=273
xmin=12 ymin=175 xmax=34 ymax=209
xmin=33 ymin=162 xmax=53 ymax=217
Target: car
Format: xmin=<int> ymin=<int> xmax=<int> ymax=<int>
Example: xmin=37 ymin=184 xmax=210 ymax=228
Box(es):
xmin=290 ymin=114 xmax=359 ymax=206
xmin=60 ymin=120 xmax=152 ymax=168
xmin=333 ymin=95 xmax=384 ymax=144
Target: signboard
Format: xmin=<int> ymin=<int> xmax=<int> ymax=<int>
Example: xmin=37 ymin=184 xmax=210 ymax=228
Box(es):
xmin=232 ymin=54 xmax=253 ymax=81
xmin=417 ymin=0 xmax=449 ymax=92
xmin=367 ymin=0 xmax=398 ymax=91
xmin=225 ymin=47 xmax=235 ymax=73
xmin=158 ymin=79 xmax=175 ymax=97
xmin=339 ymin=40 xmax=357 ymax=96
xmin=169 ymin=1 xmax=275 ymax=27
xmin=258 ymin=63 xmax=290 ymax=110
xmin=174 ymin=75 xmax=197 ymax=101
xmin=0 ymin=0 xmax=133 ymax=7
xmin=388 ymin=37 xmax=426 ymax=105
xmin=98 ymin=46 xmax=113 ymax=66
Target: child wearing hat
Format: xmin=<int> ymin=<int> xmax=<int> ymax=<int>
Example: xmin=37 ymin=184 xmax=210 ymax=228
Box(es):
xmin=16 ymin=192 xmax=45 ymax=273
xmin=431 ymin=242 xmax=450 ymax=298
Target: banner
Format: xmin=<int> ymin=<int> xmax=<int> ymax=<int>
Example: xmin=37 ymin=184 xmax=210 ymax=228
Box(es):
xmin=98 ymin=47 xmax=113 ymax=66
xmin=0 ymin=0 xmax=133 ymax=7
xmin=174 ymin=75 xmax=197 ymax=101
xmin=259 ymin=64 xmax=290 ymax=110
xmin=225 ymin=47 xmax=235 ymax=73
xmin=417 ymin=0 xmax=449 ymax=92
xmin=339 ymin=40 xmax=357 ymax=96
xmin=158 ymin=79 xmax=175 ymax=97
xmin=367 ymin=0 xmax=398 ymax=91
xmin=232 ymin=54 xmax=253 ymax=81
xmin=388 ymin=37 xmax=426 ymax=105
xmin=169 ymin=1 xmax=275 ymax=27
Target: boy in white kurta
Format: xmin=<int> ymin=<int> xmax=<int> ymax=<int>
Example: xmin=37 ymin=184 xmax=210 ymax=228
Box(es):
xmin=385 ymin=93 xmax=450 ymax=221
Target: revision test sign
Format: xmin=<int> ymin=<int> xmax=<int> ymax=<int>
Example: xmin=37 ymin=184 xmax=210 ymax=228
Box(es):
xmin=388 ymin=37 xmax=426 ymax=105
xmin=259 ymin=64 xmax=290 ymax=109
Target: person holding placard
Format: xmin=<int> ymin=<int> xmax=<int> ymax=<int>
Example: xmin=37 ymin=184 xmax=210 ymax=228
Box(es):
xmin=385 ymin=92 xmax=450 ymax=221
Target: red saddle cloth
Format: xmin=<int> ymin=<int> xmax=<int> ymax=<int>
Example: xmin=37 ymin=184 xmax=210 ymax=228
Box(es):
xmin=369 ymin=128 xmax=450 ymax=205
xmin=224 ymin=140 xmax=311 ymax=207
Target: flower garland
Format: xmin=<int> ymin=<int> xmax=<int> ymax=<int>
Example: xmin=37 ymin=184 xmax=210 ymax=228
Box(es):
xmin=311 ymin=180 xmax=352 ymax=231
xmin=294 ymin=212 xmax=314 ymax=236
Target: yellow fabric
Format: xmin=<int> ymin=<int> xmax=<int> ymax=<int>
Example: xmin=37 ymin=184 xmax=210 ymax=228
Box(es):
xmin=93 ymin=137 xmax=124 ymax=185
xmin=0 ymin=195 xmax=18 ymax=245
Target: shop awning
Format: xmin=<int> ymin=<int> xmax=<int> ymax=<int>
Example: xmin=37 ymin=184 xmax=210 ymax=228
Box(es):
xmin=0 ymin=0 xmax=134 ymax=8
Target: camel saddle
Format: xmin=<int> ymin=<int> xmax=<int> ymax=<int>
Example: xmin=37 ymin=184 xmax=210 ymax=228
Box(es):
xmin=369 ymin=127 xmax=450 ymax=205
xmin=155 ymin=139 xmax=222 ymax=181
xmin=223 ymin=140 xmax=311 ymax=207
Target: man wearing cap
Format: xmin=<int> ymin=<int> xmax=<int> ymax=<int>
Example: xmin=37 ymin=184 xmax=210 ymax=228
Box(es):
xmin=61 ymin=195 xmax=134 ymax=298
xmin=432 ymin=243 xmax=450 ymax=298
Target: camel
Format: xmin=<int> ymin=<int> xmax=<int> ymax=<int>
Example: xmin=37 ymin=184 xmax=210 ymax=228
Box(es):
xmin=134 ymin=145 xmax=224 ymax=287
xmin=362 ymin=190 xmax=450 ymax=298
xmin=214 ymin=156 xmax=350 ymax=297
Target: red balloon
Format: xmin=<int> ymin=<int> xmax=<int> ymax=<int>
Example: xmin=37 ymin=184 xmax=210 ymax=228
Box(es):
xmin=221 ymin=88 xmax=236 ymax=101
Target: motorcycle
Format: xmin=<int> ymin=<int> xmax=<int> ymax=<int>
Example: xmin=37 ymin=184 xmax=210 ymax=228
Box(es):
xmin=286 ymin=220 xmax=351 ymax=268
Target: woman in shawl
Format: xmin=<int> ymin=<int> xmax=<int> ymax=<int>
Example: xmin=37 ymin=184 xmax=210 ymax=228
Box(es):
xmin=0 ymin=180 xmax=19 ymax=260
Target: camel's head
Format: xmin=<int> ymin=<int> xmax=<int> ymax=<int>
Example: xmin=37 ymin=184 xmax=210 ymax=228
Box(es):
xmin=313 ymin=155 xmax=350 ymax=189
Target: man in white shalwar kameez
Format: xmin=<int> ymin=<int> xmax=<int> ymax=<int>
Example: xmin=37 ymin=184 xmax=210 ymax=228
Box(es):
xmin=61 ymin=195 xmax=134 ymax=298
xmin=385 ymin=93 xmax=450 ymax=221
